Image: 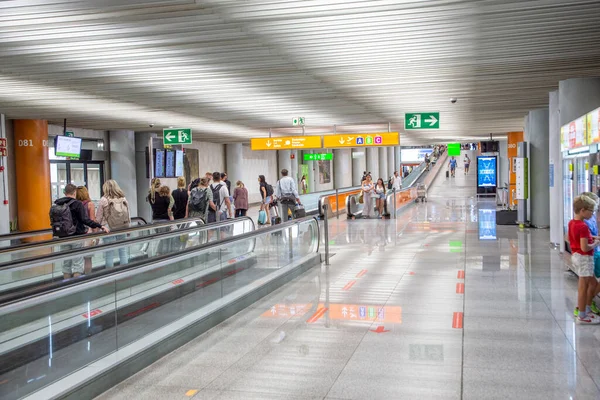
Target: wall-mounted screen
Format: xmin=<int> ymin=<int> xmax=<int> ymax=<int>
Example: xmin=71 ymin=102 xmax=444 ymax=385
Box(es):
xmin=561 ymin=116 xmax=587 ymax=151
xmin=175 ymin=150 xmax=184 ymax=177
xmin=154 ymin=149 xmax=165 ymax=178
xmin=477 ymin=156 xmax=497 ymax=188
xmin=165 ymin=149 xmax=175 ymax=178
xmin=447 ymin=143 xmax=460 ymax=156
xmin=55 ymin=135 xmax=82 ymax=158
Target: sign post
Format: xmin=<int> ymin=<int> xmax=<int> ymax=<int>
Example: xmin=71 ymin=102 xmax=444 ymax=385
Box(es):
xmin=405 ymin=113 xmax=440 ymax=130
xmin=323 ymin=132 xmax=399 ymax=149
xmin=251 ymin=136 xmax=321 ymax=150
xmin=304 ymin=153 xmax=333 ymax=161
xmin=163 ymin=128 xmax=192 ymax=145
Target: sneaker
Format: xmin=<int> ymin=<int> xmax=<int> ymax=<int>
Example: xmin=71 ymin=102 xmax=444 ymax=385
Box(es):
xmin=577 ymin=315 xmax=600 ymax=324
xmin=574 ymin=307 xmax=580 ymax=317
xmin=592 ymin=301 xmax=600 ymax=315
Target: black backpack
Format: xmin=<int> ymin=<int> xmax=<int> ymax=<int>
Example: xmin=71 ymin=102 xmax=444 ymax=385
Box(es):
xmin=190 ymin=187 xmax=209 ymax=213
xmin=209 ymin=184 xmax=223 ymax=213
xmin=266 ymin=183 xmax=274 ymax=197
xmin=387 ymin=178 xmax=393 ymax=190
xmin=49 ymin=199 xmax=76 ymax=237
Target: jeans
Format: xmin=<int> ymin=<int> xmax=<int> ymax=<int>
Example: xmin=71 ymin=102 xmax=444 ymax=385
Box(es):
xmin=235 ymin=209 xmax=247 ymax=217
xmin=62 ymin=242 xmax=84 ymax=275
xmin=103 ymin=234 xmax=129 ymax=268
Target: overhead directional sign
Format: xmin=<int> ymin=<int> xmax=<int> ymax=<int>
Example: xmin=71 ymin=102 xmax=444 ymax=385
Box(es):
xmin=405 ymin=112 xmax=440 ymax=130
xmin=251 ymin=136 xmax=322 ymax=150
xmin=304 ymin=153 xmax=333 ymax=161
xmin=163 ymin=128 xmax=192 ymax=145
xmin=323 ymin=132 xmax=399 ymax=149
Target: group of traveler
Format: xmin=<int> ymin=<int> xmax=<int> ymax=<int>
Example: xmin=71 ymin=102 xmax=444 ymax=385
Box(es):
xmin=359 ymin=171 xmax=403 ymax=219
xmin=447 ymin=154 xmax=470 ymax=177
xmin=258 ymin=169 xmax=303 ymax=225
xmin=50 ymin=180 xmax=131 ymax=279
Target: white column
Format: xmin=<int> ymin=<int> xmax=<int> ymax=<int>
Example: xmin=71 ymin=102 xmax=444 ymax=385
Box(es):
xmin=525 ymin=109 xmax=550 ymax=228
xmin=549 ymin=90 xmax=562 ymax=247
xmin=387 ymin=147 xmax=395 ymax=178
xmin=290 ymin=150 xmax=299 ymax=183
xmin=305 ymin=150 xmax=316 ymax=194
xmin=395 ymin=146 xmax=402 ymax=172
xmin=278 ymin=150 xmax=292 ymax=175
xmin=366 ymin=148 xmax=379 ymax=180
xmin=334 ymin=148 xmax=352 ymax=188
xmin=225 ymin=143 xmax=243 ymax=187
xmin=134 ymin=131 xmax=157 ymax=223
xmin=352 ymin=148 xmax=366 ymax=186
xmin=378 ymin=147 xmax=388 ymax=180
xmin=110 ymin=130 xmax=138 ymax=218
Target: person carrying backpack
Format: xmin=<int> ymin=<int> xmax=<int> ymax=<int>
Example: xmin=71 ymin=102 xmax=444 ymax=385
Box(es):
xmin=96 ymin=180 xmax=131 ymax=268
xmin=50 ymin=183 xmax=107 ymax=279
xmin=208 ymin=171 xmax=232 ymax=223
xmin=258 ymin=174 xmax=273 ymax=225
xmin=187 ymin=177 xmax=215 ymax=223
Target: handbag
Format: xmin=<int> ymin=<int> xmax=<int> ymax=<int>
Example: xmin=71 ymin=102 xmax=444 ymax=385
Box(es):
xmin=358 ymin=191 xmax=364 ymax=204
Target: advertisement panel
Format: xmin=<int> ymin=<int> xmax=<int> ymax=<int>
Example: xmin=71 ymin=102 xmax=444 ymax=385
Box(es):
xmin=588 ymin=107 xmax=600 ymax=144
xmin=477 ymin=156 xmax=497 ymax=188
xmin=400 ymin=148 xmax=433 ymax=163
xmin=561 ymin=116 xmax=587 ymax=150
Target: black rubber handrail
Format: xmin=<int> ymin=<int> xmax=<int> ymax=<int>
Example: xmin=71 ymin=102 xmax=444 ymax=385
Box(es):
xmin=0 ymin=216 xmax=318 ymax=307
xmin=0 ymin=216 xmax=203 ymax=255
xmin=0 ymin=217 xmax=254 ymax=272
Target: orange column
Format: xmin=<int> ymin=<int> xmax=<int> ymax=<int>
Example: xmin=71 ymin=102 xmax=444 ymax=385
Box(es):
xmin=507 ymin=131 xmax=524 ymax=207
xmin=14 ymin=120 xmax=51 ymax=234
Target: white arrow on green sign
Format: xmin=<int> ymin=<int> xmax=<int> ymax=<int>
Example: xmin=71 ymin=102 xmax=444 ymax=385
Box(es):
xmin=404 ymin=113 xmax=440 ymax=130
xmin=163 ymin=128 xmax=192 ymax=145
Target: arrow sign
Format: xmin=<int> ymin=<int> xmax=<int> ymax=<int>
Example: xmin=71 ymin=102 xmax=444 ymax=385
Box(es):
xmin=369 ymin=326 xmax=389 ymax=334
xmin=405 ymin=113 xmax=440 ymax=130
xmin=339 ymin=138 xmax=345 ymax=144
xmin=266 ymin=140 xmax=272 ymax=147
xmin=163 ymin=128 xmax=192 ymax=145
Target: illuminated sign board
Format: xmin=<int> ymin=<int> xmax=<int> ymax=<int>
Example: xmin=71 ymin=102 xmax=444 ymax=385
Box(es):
xmin=561 ymin=116 xmax=587 ymax=151
xmin=323 ymin=132 xmax=399 ymax=149
xmin=477 ymin=156 xmax=497 ymax=188
xmin=588 ymin=107 xmax=600 ymax=145
xmin=251 ymin=136 xmax=322 ymax=150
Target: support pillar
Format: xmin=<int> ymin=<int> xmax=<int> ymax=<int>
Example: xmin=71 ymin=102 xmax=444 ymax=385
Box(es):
xmin=14 ymin=120 xmax=51 ymax=235
xmin=525 ymin=109 xmax=550 ymax=228
xmin=305 ymin=150 xmax=316 ymax=194
xmin=352 ymin=148 xmax=366 ymax=186
xmin=378 ymin=147 xmax=388 ymax=180
xmin=278 ymin=150 xmax=292 ymax=175
xmin=290 ymin=150 xmax=299 ymax=183
xmin=395 ymin=146 xmax=402 ymax=173
xmin=135 ymin=132 xmax=156 ymax=224
xmin=387 ymin=147 xmax=395 ymax=178
xmin=366 ymin=147 xmax=379 ymax=180
xmin=334 ymin=148 xmax=352 ymax=188
xmin=110 ymin=130 xmax=138 ymax=217
xmin=549 ymin=91 xmax=562 ymax=247
xmin=225 ymin=143 xmax=243 ymax=189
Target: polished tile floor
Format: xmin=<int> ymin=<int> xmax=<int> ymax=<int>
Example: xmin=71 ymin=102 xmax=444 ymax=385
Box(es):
xmin=97 ymin=163 xmax=597 ymax=400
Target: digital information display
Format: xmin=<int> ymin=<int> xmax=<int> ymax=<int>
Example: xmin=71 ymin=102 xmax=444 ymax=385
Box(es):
xmin=175 ymin=150 xmax=184 ymax=177
xmin=55 ymin=136 xmax=82 ymax=158
xmin=478 ymin=209 xmax=497 ymax=240
xmin=155 ymin=149 xmax=165 ymax=178
xmin=165 ymin=150 xmax=175 ymax=178
xmin=477 ymin=156 xmax=497 ymax=188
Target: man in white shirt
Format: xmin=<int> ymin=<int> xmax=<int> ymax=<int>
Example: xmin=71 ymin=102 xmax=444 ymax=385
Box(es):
xmin=209 ymin=171 xmax=232 ymax=222
xmin=392 ymin=171 xmax=403 ymax=191
xmin=275 ymin=169 xmax=301 ymax=221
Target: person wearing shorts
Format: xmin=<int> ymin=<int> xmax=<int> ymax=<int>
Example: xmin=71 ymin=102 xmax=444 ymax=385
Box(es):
xmin=448 ymin=157 xmax=457 ymax=177
xmin=569 ymin=195 xmax=600 ymax=324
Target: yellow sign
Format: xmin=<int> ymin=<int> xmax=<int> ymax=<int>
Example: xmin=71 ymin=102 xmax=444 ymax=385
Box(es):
xmin=323 ymin=132 xmax=399 ymax=148
xmin=251 ymin=136 xmax=322 ymax=150
xmin=594 ymin=165 xmax=599 ymax=175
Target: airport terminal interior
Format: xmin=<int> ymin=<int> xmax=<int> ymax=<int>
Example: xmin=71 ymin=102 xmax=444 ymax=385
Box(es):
xmin=2 ymin=1 xmax=600 ymax=399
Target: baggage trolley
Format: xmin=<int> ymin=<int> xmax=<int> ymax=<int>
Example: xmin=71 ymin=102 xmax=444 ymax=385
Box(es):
xmin=415 ymin=183 xmax=427 ymax=203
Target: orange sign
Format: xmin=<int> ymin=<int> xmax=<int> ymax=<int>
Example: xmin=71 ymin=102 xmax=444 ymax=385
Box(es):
xmin=323 ymin=132 xmax=399 ymax=148
xmin=251 ymin=136 xmax=322 ymax=150
xmin=261 ymin=302 xmax=402 ymax=324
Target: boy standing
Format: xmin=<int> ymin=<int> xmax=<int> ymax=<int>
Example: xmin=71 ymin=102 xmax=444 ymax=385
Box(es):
xmin=569 ymin=195 xmax=600 ymax=324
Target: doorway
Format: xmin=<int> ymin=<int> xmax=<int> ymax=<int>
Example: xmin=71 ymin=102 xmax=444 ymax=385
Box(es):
xmin=50 ymin=161 xmax=105 ymax=203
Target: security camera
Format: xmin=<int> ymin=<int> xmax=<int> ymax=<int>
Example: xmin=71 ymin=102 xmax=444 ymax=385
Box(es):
xmin=450 ymin=98 xmax=458 ymax=104
xmin=149 ymin=123 xmax=155 ymax=128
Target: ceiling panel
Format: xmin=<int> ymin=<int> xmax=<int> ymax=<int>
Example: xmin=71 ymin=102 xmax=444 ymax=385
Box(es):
xmin=0 ymin=0 xmax=599 ymax=144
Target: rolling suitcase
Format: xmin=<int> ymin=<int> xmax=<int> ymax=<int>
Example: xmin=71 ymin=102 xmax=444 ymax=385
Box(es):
xmin=446 ymin=170 xmax=450 ymax=178
xmin=271 ymin=204 xmax=282 ymax=225
xmin=294 ymin=204 xmax=306 ymax=218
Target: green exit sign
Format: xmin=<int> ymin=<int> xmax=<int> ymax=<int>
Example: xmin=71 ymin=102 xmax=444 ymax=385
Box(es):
xmin=304 ymin=153 xmax=333 ymax=161
xmin=405 ymin=112 xmax=440 ymax=130
xmin=163 ymin=128 xmax=192 ymax=145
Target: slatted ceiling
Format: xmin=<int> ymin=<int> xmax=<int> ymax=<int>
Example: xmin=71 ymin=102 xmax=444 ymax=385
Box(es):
xmin=1 ymin=2 xmax=600 ymax=144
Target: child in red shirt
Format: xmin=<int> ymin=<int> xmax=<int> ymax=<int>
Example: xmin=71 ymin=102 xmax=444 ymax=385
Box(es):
xmin=569 ymin=196 xmax=600 ymax=324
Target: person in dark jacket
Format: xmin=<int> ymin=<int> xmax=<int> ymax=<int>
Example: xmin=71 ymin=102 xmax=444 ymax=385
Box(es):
xmin=172 ymin=176 xmax=188 ymax=220
xmin=53 ymin=184 xmax=107 ymax=279
xmin=221 ymin=172 xmax=232 ymax=195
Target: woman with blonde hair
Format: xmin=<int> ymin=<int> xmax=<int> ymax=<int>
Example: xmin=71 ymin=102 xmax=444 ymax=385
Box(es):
xmin=76 ymin=185 xmax=97 ymax=275
xmin=172 ymin=176 xmax=188 ymax=220
xmin=96 ymin=179 xmax=131 ymax=268
xmin=233 ymin=180 xmax=249 ymax=217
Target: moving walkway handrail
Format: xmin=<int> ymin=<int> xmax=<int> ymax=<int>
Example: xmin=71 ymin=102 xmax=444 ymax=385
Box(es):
xmin=0 ymin=216 xmax=254 ymax=273
xmin=0 ymin=217 xmax=148 ymax=242
xmin=317 ymin=186 xmax=361 ymax=218
xmin=0 ymin=216 xmax=203 ymax=255
xmin=0 ymin=216 xmax=318 ymax=308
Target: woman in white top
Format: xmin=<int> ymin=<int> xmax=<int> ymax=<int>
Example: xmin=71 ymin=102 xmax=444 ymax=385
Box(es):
xmin=361 ymin=175 xmax=375 ymax=218
xmin=375 ymin=178 xmax=386 ymax=218
xmin=96 ymin=180 xmax=131 ymax=268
